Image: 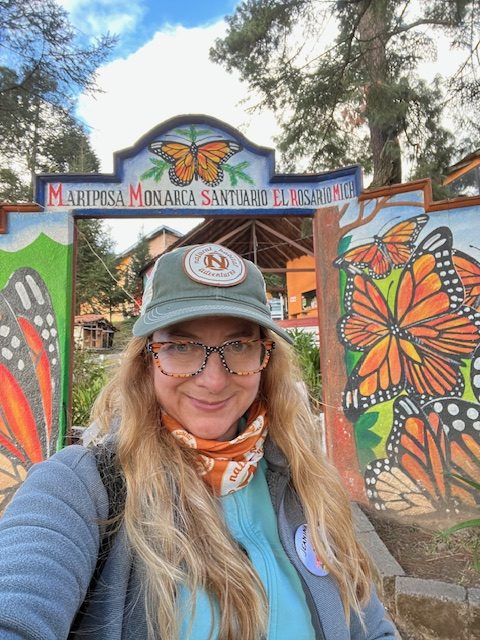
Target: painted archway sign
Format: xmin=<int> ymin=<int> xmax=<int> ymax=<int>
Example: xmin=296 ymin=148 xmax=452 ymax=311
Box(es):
xmin=36 ymin=114 xmax=361 ymax=216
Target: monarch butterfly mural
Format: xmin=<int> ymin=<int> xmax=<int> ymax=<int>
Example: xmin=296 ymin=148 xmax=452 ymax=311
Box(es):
xmin=0 ymin=268 xmax=60 ymax=512
xmin=364 ymin=347 xmax=480 ymax=516
xmin=334 ymin=214 xmax=429 ymax=279
xmin=149 ymin=138 xmax=242 ymax=187
xmin=337 ymin=227 xmax=480 ymax=418
xmin=453 ymin=250 xmax=480 ymax=312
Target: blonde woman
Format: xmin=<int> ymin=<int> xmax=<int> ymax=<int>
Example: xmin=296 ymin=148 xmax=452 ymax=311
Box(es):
xmin=0 ymin=244 xmax=395 ymax=640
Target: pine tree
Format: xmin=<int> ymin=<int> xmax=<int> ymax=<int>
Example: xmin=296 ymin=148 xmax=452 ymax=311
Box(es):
xmin=0 ymin=0 xmax=114 ymax=200
xmin=0 ymin=0 xmax=115 ymax=112
xmin=75 ymin=219 xmax=127 ymax=318
xmin=123 ymin=234 xmax=151 ymax=314
xmin=211 ymin=0 xmax=480 ymax=187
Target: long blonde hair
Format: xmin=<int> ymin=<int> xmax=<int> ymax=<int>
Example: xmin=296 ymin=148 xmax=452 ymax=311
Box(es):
xmin=92 ymin=330 xmax=373 ymax=639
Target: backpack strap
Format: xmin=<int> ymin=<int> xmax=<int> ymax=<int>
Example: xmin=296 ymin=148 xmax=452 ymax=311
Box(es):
xmin=69 ymin=444 xmax=126 ymax=637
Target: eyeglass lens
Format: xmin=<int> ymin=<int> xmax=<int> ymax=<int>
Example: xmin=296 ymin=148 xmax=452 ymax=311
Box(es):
xmin=150 ymin=340 xmax=271 ymax=375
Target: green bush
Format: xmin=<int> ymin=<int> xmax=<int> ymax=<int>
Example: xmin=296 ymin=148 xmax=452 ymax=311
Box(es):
xmin=287 ymin=329 xmax=322 ymax=408
xmin=72 ymin=348 xmax=107 ymax=426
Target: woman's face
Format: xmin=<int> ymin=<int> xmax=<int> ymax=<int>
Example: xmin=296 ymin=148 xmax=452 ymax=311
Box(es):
xmin=151 ymin=316 xmax=262 ymax=441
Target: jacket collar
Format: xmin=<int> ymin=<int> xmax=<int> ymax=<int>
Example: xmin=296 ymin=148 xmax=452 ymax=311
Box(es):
xmin=264 ymin=436 xmax=289 ymax=474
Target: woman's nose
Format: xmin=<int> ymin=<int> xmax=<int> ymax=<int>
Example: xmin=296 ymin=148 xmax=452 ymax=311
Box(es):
xmin=196 ymin=351 xmax=230 ymax=391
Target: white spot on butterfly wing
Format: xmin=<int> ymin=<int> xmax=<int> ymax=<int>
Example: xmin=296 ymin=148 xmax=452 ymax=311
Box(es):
xmin=447 ymin=403 xmax=460 ymax=416
xmin=15 ymin=282 xmax=31 ymax=309
xmin=25 ymin=274 xmax=45 ymax=305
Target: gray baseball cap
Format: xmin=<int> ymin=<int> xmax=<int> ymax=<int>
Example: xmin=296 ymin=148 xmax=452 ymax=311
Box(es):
xmin=132 ymin=243 xmax=292 ymax=343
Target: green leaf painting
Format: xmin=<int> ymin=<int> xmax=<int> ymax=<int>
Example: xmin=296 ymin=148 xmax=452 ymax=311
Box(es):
xmin=140 ymin=158 xmax=169 ymax=182
xmin=354 ymin=412 xmax=381 ymax=470
xmin=223 ymin=161 xmax=254 ymax=187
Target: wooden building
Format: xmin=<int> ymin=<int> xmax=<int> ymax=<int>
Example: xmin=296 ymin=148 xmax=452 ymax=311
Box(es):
xmin=74 ymin=314 xmax=117 ymax=350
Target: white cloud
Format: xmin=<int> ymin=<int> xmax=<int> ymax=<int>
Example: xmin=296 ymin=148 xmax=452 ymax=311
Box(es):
xmin=77 ymin=21 xmax=280 ymax=172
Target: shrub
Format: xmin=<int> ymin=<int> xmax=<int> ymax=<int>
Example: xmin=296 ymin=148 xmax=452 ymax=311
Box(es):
xmin=72 ymin=348 xmax=107 ymax=426
xmin=287 ymin=328 xmax=322 ymax=408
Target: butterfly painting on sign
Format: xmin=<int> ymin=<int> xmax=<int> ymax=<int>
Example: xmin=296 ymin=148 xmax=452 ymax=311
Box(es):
xmin=0 ymin=267 xmax=61 ymax=513
xmin=144 ymin=125 xmax=244 ymax=188
xmin=334 ymin=214 xmax=429 ymax=278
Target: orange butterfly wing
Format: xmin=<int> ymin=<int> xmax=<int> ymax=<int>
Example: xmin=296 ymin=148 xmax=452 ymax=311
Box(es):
xmin=339 ymin=273 xmax=404 ymax=414
xmin=196 ymin=140 xmax=241 ymax=187
xmin=381 ymin=214 xmax=429 ymax=266
xmin=453 ymin=251 xmax=480 ymax=311
xmin=149 ymin=141 xmax=196 ymax=186
xmin=365 ymin=396 xmax=480 ymax=515
xmin=335 ymin=214 xmax=428 ymax=279
xmin=336 ymin=242 xmax=391 ymax=278
xmin=0 ymin=268 xmax=60 ymax=512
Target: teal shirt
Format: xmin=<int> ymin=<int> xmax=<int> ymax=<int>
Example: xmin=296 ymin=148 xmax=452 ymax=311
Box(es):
xmin=179 ymin=460 xmax=316 ymax=639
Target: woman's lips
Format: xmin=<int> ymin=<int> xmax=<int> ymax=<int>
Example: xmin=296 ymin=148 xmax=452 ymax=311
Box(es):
xmin=188 ymin=396 xmax=230 ymax=411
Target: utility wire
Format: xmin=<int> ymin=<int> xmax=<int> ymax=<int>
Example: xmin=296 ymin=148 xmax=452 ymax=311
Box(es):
xmin=77 ymin=227 xmax=141 ymax=309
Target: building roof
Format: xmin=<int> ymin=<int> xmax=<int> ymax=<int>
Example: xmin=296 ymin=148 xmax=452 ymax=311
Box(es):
xmin=444 ymin=149 xmax=480 ymax=185
xmin=116 ymin=224 xmax=183 ymax=259
xmin=74 ymin=314 xmax=117 ymax=330
xmin=159 ymin=216 xmax=314 ymax=271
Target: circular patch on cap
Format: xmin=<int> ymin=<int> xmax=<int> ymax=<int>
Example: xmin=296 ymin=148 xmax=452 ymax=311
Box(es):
xmin=294 ymin=524 xmax=329 ymax=576
xmin=183 ymin=244 xmax=247 ymax=287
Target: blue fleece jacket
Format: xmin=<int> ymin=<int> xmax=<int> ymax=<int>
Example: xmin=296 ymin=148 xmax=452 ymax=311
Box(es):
xmin=0 ymin=443 xmax=395 ymax=639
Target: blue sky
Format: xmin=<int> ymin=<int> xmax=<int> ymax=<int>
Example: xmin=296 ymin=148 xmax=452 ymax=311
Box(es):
xmin=59 ymin=0 xmax=239 ymax=57
xmin=123 ymin=0 xmax=238 ymax=51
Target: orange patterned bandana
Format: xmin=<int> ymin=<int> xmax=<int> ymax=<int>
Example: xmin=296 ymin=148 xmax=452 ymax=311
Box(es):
xmin=162 ymin=403 xmax=268 ymax=496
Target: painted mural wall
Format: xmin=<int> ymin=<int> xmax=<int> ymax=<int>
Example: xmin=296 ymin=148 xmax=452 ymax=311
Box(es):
xmin=0 ymin=207 xmax=73 ymax=512
xmin=315 ymin=181 xmax=480 ymax=520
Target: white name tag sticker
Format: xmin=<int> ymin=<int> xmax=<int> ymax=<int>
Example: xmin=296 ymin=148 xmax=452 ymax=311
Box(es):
xmin=294 ymin=524 xmax=329 ymax=577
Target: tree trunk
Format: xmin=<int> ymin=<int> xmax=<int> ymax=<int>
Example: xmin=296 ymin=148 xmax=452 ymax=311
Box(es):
xmin=313 ymin=207 xmax=366 ymax=501
xmin=358 ymin=0 xmax=402 ymax=187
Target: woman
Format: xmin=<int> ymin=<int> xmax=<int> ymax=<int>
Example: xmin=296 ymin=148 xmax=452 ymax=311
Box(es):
xmin=0 ymin=243 xmax=395 ymax=640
